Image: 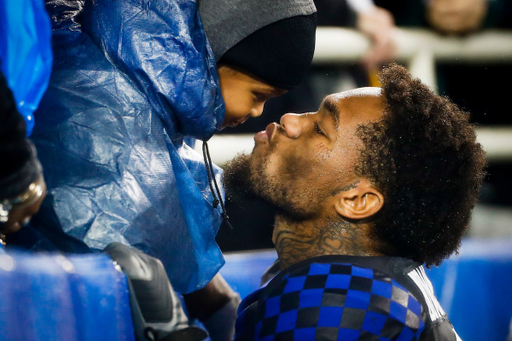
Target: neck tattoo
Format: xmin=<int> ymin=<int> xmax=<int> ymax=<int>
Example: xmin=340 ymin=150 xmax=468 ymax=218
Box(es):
xmin=274 ymin=217 xmax=373 ymax=270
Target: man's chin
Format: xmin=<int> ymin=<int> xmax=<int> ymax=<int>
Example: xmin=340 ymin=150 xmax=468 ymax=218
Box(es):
xmin=223 ymin=153 xmax=318 ymax=223
xmin=222 ymin=152 xmax=258 ymax=203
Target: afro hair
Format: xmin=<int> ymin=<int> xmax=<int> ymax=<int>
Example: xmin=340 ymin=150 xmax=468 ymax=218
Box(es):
xmin=356 ymin=63 xmax=486 ymax=267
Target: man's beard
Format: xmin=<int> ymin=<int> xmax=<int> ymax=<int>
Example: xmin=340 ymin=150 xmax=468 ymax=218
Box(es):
xmin=222 ymin=152 xmax=323 ymax=221
xmin=222 ymin=152 xmax=260 ymax=203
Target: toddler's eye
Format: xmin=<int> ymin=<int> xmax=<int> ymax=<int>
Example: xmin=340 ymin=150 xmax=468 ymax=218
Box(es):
xmin=254 ymin=93 xmax=269 ymax=102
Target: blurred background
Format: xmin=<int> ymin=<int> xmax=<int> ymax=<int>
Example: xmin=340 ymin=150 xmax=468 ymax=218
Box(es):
xmin=199 ymin=0 xmax=512 ymax=252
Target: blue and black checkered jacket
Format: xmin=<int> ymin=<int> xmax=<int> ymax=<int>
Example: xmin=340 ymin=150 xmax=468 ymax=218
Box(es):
xmin=234 ymin=255 xmax=461 ymax=341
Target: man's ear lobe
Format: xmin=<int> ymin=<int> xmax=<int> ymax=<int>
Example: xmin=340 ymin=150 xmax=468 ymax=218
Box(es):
xmin=333 ymin=180 xmax=384 ymax=220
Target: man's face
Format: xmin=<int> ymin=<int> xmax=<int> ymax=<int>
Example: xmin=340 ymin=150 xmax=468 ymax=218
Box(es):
xmin=223 ymin=87 xmax=385 ymax=220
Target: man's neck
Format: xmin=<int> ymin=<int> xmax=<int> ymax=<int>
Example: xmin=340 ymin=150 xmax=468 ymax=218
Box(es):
xmin=273 ymin=214 xmax=381 ymax=270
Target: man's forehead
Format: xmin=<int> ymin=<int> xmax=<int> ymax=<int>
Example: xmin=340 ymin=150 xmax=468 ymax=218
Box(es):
xmin=328 ymin=87 xmax=382 ymax=101
xmin=321 ymin=87 xmax=382 ymax=118
xmin=321 ymin=87 xmax=384 ymax=129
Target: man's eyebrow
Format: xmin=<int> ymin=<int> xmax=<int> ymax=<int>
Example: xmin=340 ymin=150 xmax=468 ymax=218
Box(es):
xmin=323 ymin=98 xmax=340 ymax=129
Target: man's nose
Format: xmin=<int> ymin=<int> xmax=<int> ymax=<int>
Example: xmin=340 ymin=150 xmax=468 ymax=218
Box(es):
xmin=280 ymin=113 xmax=302 ymax=139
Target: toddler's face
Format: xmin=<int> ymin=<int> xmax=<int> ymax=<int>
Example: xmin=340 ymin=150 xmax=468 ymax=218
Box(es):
xmin=217 ymin=65 xmax=286 ymax=129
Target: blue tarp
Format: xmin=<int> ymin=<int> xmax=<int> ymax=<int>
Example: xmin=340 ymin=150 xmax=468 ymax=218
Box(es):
xmin=0 ymin=0 xmax=53 ymax=136
xmin=31 ymin=0 xmax=226 ymax=293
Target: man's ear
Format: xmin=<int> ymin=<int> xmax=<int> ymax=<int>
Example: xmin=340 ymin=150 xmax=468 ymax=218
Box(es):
xmin=333 ymin=179 xmax=384 ymax=220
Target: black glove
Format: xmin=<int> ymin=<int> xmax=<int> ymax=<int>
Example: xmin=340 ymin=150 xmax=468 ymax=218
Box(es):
xmin=104 ymin=243 xmax=207 ymax=341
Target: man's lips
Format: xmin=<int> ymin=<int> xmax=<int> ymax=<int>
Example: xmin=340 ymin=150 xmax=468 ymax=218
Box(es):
xmin=254 ymin=123 xmax=277 ymax=143
xmin=266 ymin=123 xmax=277 ymax=138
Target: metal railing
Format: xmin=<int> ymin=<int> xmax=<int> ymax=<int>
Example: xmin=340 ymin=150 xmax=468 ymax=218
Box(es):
xmin=197 ymin=28 xmax=512 ymax=165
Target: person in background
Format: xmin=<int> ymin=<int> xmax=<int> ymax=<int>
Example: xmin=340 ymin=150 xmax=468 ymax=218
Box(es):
xmin=346 ymin=0 xmax=396 ymax=69
xmin=223 ymin=63 xmax=486 ymax=340
xmin=426 ymin=0 xmax=491 ymax=35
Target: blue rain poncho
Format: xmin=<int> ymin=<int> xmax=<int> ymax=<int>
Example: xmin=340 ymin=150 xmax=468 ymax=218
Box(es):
xmin=31 ymin=0 xmax=225 ymax=293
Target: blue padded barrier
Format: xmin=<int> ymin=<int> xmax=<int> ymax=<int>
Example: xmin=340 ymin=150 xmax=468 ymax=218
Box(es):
xmin=0 ymin=252 xmax=135 ymax=341
xmin=428 ymin=238 xmax=512 ymax=341
xmin=220 ymin=238 xmax=512 ymax=341
xmin=220 ymin=249 xmax=277 ymax=300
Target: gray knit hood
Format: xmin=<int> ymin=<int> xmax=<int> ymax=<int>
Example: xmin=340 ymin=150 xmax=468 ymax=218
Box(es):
xmin=198 ymin=0 xmax=317 ymax=62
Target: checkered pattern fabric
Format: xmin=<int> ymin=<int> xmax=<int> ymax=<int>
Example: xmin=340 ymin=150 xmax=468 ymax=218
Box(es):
xmin=236 ymin=262 xmax=426 ymax=341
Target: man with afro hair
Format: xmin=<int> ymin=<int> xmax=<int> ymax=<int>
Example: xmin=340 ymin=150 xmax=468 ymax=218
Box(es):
xmin=223 ymin=63 xmax=485 ymax=340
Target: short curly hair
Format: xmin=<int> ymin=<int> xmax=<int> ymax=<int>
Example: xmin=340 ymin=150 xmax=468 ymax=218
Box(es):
xmin=356 ymin=63 xmax=486 ymax=267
